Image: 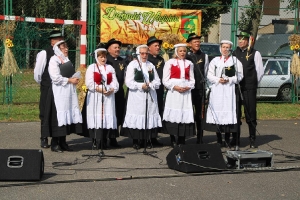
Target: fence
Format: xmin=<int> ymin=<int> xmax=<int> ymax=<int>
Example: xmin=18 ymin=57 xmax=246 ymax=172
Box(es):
xmin=0 ymin=0 xmax=299 ymax=120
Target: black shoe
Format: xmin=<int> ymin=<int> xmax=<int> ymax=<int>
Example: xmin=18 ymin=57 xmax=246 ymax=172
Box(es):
xmin=250 ymin=139 xmax=257 ymax=148
xmin=51 ymin=145 xmax=63 ymax=153
xmin=40 ymin=137 xmax=50 ymax=148
xmin=109 ymin=138 xmax=121 ymax=148
xmin=60 ymin=143 xmax=73 ymax=151
xmin=133 ymin=139 xmax=140 ymax=150
xmin=133 ymin=144 xmax=140 ymax=150
xmin=151 ymin=138 xmax=163 ymax=147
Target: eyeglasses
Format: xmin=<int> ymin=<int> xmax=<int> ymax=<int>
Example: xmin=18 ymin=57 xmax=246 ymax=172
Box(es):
xmin=139 ymin=52 xmax=149 ymax=55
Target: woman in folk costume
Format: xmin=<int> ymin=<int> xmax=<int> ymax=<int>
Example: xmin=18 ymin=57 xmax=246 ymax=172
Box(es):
xmin=85 ymin=48 xmax=119 ymax=149
xmin=205 ymin=40 xmax=243 ymax=147
xmin=121 ymin=45 xmax=162 ymax=150
xmin=162 ymin=43 xmax=195 ymax=147
xmin=46 ymin=40 xmax=82 ymax=152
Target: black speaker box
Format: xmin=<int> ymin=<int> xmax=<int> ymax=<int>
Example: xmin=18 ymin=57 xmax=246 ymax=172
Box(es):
xmin=0 ymin=149 xmax=44 ymax=181
xmin=166 ymin=144 xmax=226 ymax=173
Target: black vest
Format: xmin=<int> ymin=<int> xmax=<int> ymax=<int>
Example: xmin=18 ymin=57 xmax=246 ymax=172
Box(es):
xmin=41 ymin=46 xmax=54 ymax=87
xmin=134 ymin=69 xmax=154 ymax=83
xmin=106 ymin=54 xmax=126 ymax=86
xmin=233 ymin=47 xmax=257 ymax=90
xmin=186 ymin=49 xmax=206 ymax=89
xmin=147 ymin=54 xmax=165 ymax=80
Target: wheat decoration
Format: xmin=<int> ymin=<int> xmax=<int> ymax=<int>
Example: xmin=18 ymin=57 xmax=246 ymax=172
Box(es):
xmin=0 ymin=21 xmax=19 ymax=76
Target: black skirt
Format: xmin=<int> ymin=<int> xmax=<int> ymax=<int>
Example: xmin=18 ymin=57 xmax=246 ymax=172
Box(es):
xmin=121 ymin=127 xmax=158 ymax=140
xmin=162 ymin=121 xmax=195 ymax=137
xmin=41 ymin=85 xmax=82 ymax=137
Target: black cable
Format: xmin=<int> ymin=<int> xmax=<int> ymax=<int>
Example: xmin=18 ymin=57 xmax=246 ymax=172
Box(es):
xmin=1 ymin=167 xmax=300 ymax=188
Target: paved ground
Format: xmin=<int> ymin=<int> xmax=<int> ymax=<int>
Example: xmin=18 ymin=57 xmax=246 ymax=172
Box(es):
xmin=0 ymin=120 xmax=300 ymax=200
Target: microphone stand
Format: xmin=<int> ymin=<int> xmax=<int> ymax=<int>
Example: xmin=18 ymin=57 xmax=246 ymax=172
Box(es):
xmin=229 ymin=50 xmax=242 ymax=151
xmin=82 ymin=63 xmax=125 ymax=162
xmin=134 ymin=55 xmax=156 ymax=155
xmin=188 ymin=51 xmax=224 ymax=145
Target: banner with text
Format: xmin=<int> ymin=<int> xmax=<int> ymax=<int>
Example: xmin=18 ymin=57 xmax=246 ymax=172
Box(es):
xmin=100 ymin=3 xmax=202 ymax=45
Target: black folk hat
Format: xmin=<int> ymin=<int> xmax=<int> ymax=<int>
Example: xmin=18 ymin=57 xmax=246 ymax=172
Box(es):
xmin=147 ymin=36 xmax=162 ymax=46
xmin=186 ymin=33 xmax=202 ymax=43
xmin=236 ymin=31 xmax=251 ymax=38
xmin=105 ymin=38 xmax=122 ymax=49
xmin=48 ymin=30 xmax=63 ymax=39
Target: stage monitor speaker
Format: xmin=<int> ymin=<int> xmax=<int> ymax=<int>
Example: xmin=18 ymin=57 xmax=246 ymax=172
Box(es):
xmin=166 ymin=144 xmax=226 ymax=173
xmin=0 ymin=149 xmax=44 ymax=181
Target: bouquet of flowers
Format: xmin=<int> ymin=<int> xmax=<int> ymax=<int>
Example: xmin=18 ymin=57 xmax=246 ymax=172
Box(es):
xmin=288 ymin=34 xmax=300 ymax=78
xmin=160 ymin=33 xmax=181 ymax=61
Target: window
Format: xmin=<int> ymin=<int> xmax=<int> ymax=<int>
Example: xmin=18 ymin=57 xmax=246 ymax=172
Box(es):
xmin=263 ymin=0 xmax=280 ymax=16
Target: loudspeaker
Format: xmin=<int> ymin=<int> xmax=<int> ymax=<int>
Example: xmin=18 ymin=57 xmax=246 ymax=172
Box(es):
xmin=0 ymin=149 xmax=44 ymax=181
xmin=166 ymin=144 xmax=226 ymax=173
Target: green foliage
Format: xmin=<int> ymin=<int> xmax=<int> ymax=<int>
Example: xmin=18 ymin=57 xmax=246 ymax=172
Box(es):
xmin=11 ymin=0 xmax=81 ymax=19
xmin=238 ymin=0 xmax=263 ymax=34
xmin=286 ymin=0 xmax=298 ymax=10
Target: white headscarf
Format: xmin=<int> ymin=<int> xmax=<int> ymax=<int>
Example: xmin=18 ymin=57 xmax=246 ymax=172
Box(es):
xmin=136 ymin=44 xmax=150 ymax=83
xmin=94 ymin=48 xmax=107 ymax=66
xmin=93 ymin=48 xmax=108 ymax=83
xmin=135 ymin=44 xmax=148 ymax=62
xmin=174 ymin=43 xmax=187 ymax=58
xmin=53 ymin=40 xmax=68 ymax=61
xmin=219 ymin=40 xmax=233 ymax=55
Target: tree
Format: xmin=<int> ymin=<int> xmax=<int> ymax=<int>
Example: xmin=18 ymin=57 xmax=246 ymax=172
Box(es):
xmin=238 ymin=0 xmax=264 ymax=45
xmin=286 ymin=0 xmax=298 ymax=9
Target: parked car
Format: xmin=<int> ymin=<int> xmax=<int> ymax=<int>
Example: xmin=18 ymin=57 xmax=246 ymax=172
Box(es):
xmin=257 ymin=56 xmax=300 ymax=101
xmin=200 ymin=43 xmax=220 ymax=61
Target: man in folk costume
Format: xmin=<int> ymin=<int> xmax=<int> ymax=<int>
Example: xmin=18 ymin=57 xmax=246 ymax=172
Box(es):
xmin=146 ymin=36 xmax=165 ymax=146
xmin=162 ymin=43 xmax=195 ymax=147
xmin=205 ymin=40 xmax=243 ymax=147
xmin=105 ymin=38 xmax=126 ymax=148
xmin=34 ymin=30 xmax=63 ymax=148
xmin=233 ymin=31 xmax=264 ymax=148
xmin=121 ymin=45 xmax=162 ymax=150
xmin=46 ymin=40 xmax=82 ymax=152
xmin=186 ymin=33 xmax=209 ymax=144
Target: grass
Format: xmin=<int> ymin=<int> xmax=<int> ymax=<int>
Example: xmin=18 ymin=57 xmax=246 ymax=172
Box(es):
xmin=1 ymin=70 xmax=300 ymax=122
xmin=1 ymin=102 xmax=300 ymax=122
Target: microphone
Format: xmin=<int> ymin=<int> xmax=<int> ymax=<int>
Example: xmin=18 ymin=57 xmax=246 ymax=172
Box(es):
xmin=89 ymin=52 xmax=94 ymax=56
xmin=187 ymin=52 xmax=194 ymax=56
xmin=101 ymin=80 xmax=107 ymax=91
xmin=227 ymin=49 xmax=233 ymax=53
xmin=132 ymin=53 xmax=139 ymax=57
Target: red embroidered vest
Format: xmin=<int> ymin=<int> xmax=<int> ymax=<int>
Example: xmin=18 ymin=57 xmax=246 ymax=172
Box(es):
xmin=94 ymin=72 xmax=112 ymax=85
xmin=170 ymin=64 xmax=190 ymax=80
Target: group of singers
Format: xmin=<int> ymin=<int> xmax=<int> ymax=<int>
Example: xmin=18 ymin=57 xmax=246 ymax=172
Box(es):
xmin=34 ymin=30 xmax=264 ymax=153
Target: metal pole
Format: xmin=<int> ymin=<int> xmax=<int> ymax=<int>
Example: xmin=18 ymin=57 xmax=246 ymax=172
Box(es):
xmin=231 ymin=0 xmax=238 ymax=48
xmin=88 ymin=0 xmax=97 ymax=65
xmin=164 ymin=0 xmax=171 ymax=9
xmin=294 ymin=0 xmax=299 ymax=34
xmin=81 ymin=0 xmax=87 ymax=67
